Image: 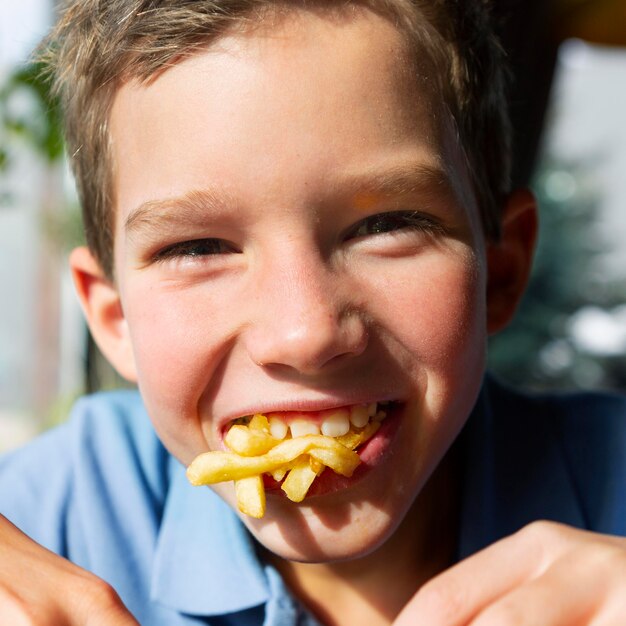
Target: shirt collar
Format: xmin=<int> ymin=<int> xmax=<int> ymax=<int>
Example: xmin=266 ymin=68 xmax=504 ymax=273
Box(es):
xmin=150 ymin=456 xmax=270 ymax=616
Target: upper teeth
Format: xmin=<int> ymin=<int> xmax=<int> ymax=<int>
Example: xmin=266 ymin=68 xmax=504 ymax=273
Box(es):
xmin=349 ymin=405 xmax=370 ymax=428
xmin=263 ymin=402 xmax=388 ymax=439
xmin=268 ymin=416 xmax=288 ymax=440
xmin=289 ymin=419 xmax=320 ymax=438
xmin=320 ymin=409 xmax=350 ymax=437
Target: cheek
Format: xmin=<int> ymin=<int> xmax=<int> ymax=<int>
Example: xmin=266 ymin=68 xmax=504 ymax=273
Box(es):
xmin=369 ymin=251 xmax=487 ymax=444
xmin=121 ymin=284 xmax=231 ymax=460
xmin=424 ymin=267 xmax=487 ymax=373
xmin=374 ymin=253 xmax=486 ymax=370
xmin=132 ymin=301 xmax=199 ymax=388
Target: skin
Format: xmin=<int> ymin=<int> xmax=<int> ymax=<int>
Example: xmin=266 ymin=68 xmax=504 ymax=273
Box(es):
xmin=0 ymin=516 xmax=138 ymax=625
xmin=101 ymin=8 xmax=490 ymax=563
xmin=3 ymin=6 xmax=625 ymax=626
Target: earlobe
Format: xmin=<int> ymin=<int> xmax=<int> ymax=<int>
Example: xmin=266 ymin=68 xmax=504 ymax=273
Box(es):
xmin=69 ymin=246 xmax=137 ymax=382
xmin=486 ymin=188 xmax=538 ymax=335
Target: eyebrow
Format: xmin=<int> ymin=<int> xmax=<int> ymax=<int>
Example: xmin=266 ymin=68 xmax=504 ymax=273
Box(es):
xmin=124 ymin=188 xmax=237 ymax=239
xmin=336 ymin=162 xmax=453 ymax=199
xmin=124 ymin=161 xmax=457 ymax=239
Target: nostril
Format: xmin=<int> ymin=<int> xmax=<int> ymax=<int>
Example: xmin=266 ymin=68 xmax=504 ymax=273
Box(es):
xmin=245 ymin=307 xmax=369 ymax=375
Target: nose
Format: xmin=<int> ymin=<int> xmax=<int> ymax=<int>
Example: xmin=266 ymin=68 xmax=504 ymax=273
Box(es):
xmin=244 ymin=250 xmax=368 ymax=376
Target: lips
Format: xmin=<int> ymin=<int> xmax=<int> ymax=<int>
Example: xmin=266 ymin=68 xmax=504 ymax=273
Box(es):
xmin=258 ymin=400 xmax=403 ymax=498
xmin=188 ymin=398 xmax=406 ymax=517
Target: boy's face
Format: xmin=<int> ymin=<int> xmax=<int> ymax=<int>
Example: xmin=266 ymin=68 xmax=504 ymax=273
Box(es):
xmin=86 ymin=8 xmax=505 ymax=561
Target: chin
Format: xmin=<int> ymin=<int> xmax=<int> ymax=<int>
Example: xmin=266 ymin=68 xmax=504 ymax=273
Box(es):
xmin=239 ymin=423 xmax=426 ymax=563
xmin=211 ymin=396 xmax=464 ymax=563
xmin=242 ymin=496 xmax=404 ymax=563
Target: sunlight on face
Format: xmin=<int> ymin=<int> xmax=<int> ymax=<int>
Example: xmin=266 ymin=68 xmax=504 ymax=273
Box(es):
xmin=109 ymin=7 xmax=488 ymax=561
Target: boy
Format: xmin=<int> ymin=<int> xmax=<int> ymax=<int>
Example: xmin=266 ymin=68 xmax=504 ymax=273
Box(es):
xmin=1 ymin=0 xmax=625 ymax=624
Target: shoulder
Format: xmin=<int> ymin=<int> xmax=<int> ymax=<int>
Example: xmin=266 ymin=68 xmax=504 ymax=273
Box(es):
xmin=486 ymin=375 xmax=626 ymax=440
xmin=484 ymin=376 xmax=626 ymax=534
xmin=0 ymin=389 xmax=162 ymax=484
xmin=67 ymin=389 xmax=168 ymax=477
xmin=0 ymin=390 xmax=171 ymax=555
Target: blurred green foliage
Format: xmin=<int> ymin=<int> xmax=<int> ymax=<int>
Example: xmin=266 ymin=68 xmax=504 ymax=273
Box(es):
xmin=489 ymin=155 xmax=626 ymax=391
xmin=0 ymin=62 xmax=83 ymax=252
xmin=0 ymin=62 xmax=63 ymax=166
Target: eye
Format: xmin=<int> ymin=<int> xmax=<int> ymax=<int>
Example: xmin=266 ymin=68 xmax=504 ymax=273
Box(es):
xmin=345 ymin=211 xmax=442 ymax=240
xmin=153 ymin=238 xmax=238 ymax=262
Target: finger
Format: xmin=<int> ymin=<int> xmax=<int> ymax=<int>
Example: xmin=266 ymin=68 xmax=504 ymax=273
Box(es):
xmin=75 ymin=580 xmax=139 ymax=626
xmin=0 ymin=516 xmax=138 ymax=626
xmin=395 ymin=521 xmax=570 ymax=626
xmin=86 ymin=600 xmax=140 ymax=626
xmin=472 ymin=531 xmax=626 ymax=626
xmin=469 ymin=551 xmax=602 ymax=626
xmin=0 ymin=584 xmax=68 ymax=626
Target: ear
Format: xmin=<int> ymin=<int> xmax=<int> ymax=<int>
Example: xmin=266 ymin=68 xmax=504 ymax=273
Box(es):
xmin=70 ymin=246 xmax=137 ymax=382
xmin=486 ymin=188 xmax=538 ymax=335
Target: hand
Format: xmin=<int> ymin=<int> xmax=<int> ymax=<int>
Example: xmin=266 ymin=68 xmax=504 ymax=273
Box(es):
xmin=395 ymin=521 xmax=626 ymax=625
xmin=0 ymin=514 xmax=138 ymax=625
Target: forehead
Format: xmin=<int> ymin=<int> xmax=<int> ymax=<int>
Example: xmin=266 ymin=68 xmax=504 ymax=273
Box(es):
xmin=109 ymin=6 xmax=477 ymax=236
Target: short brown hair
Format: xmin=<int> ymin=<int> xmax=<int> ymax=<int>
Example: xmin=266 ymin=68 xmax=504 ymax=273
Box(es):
xmin=41 ymin=0 xmax=510 ymax=279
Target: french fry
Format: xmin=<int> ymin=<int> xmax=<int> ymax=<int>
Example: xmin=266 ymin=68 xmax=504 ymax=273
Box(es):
xmin=187 ymin=412 xmax=383 ymax=517
xmin=225 ymin=423 xmax=279 ymax=456
xmin=309 ymin=456 xmax=324 ymax=474
xmin=281 ymin=456 xmax=320 ymax=502
xmin=235 ymin=475 xmax=266 ymax=518
xmin=336 ymin=420 xmax=380 ymax=450
xmin=187 ymin=435 xmax=360 ymax=485
xmin=270 ymin=466 xmax=288 ymax=482
xmin=249 ymin=414 xmax=270 ymax=431
xmin=307 ymin=446 xmax=359 ymax=476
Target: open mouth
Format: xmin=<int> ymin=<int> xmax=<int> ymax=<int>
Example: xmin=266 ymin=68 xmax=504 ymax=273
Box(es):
xmin=239 ymin=400 xmax=403 ymax=497
xmin=187 ymin=400 xmax=403 ymax=516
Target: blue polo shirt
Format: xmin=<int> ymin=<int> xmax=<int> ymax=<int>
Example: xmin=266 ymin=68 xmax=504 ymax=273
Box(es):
xmin=1 ymin=377 xmax=625 ymax=624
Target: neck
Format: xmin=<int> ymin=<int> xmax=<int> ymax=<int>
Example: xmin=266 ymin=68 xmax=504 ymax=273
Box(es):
xmin=266 ymin=443 xmax=462 ymax=626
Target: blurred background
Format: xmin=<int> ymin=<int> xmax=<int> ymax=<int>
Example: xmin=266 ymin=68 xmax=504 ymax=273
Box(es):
xmin=1 ymin=0 xmax=625 ymax=452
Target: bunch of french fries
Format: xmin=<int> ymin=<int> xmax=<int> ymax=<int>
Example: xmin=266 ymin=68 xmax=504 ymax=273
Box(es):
xmin=186 ymin=413 xmax=381 ymax=518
